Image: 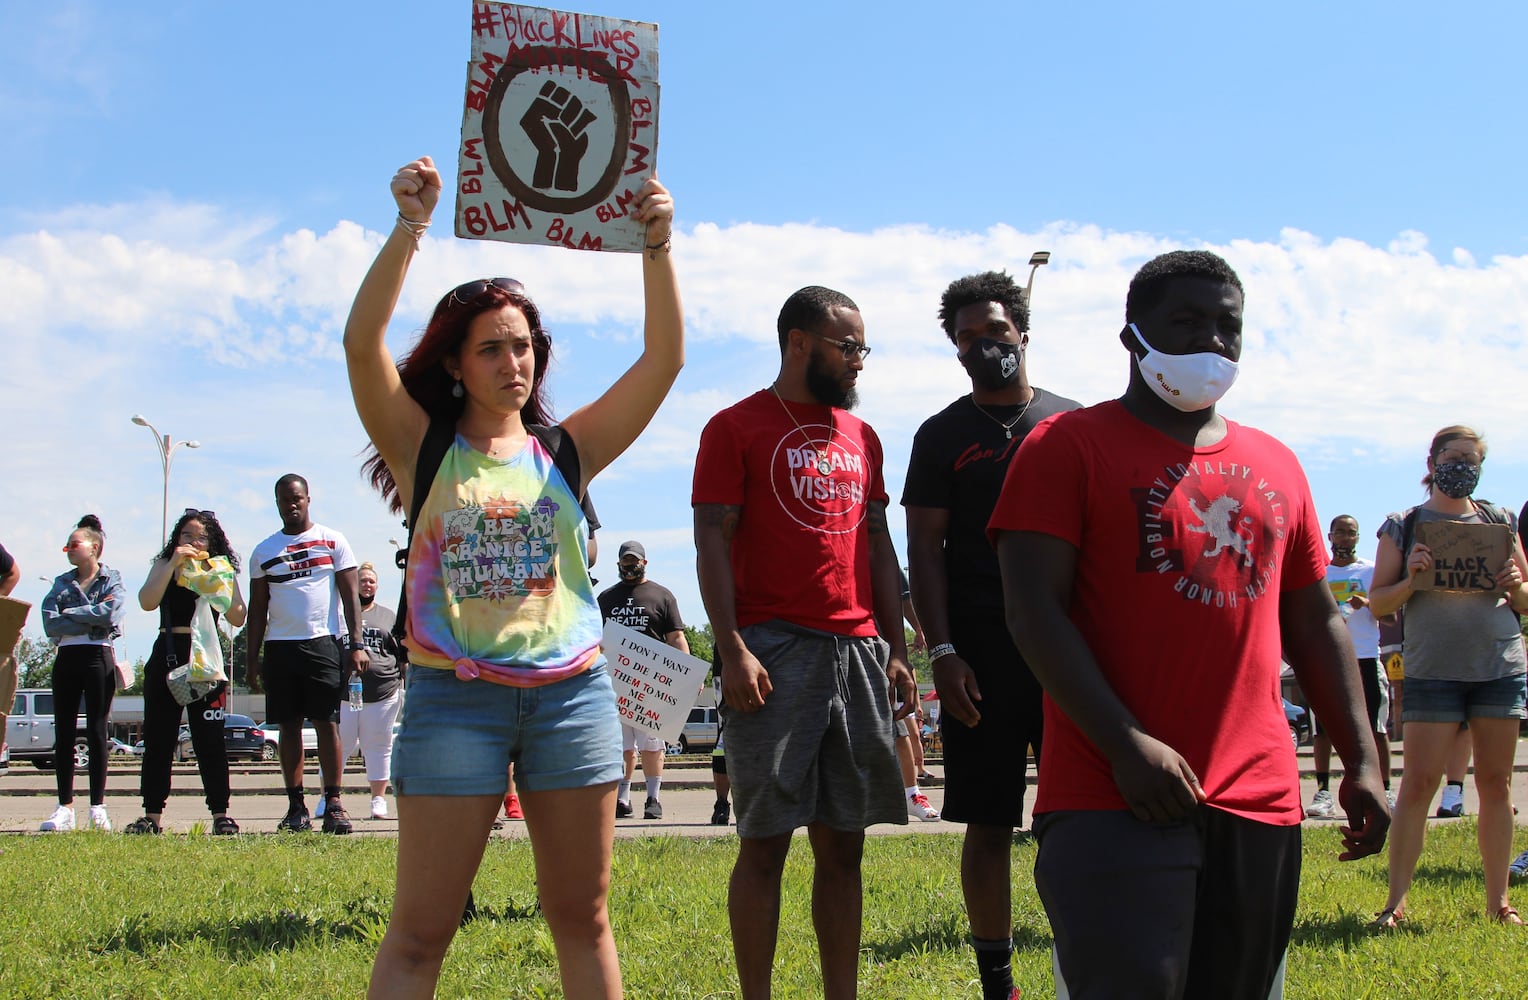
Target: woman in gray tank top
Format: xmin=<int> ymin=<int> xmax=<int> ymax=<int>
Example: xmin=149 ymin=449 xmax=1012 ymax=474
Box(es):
xmin=1369 ymin=425 xmax=1528 ymax=928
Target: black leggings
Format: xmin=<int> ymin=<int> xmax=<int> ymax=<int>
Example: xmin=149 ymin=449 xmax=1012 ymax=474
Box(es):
xmin=51 ymin=644 xmax=116 ymax=806
xmin=140 ymin=633 xmax=231 ymax=815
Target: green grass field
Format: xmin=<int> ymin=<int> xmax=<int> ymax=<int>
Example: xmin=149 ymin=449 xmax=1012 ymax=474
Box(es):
xmin=2 ymin=824 xmax=1526 ymax=998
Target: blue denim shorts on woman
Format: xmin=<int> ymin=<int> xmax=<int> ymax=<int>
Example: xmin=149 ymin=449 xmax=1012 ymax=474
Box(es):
xmin=390 ymin=660 xmax=623 ymax=796
xmin=1402 ymin=674 xmax=1528 ymax=723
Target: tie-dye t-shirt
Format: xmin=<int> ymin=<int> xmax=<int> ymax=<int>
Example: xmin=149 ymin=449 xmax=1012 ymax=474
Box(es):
xmin=404 ymin=432 xmax=600 ymax=687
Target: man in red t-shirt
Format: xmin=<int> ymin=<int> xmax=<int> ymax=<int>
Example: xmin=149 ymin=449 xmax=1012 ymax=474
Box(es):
xmin=694 ymin=285 xmax=915 ymax=1000
xmin=988 ymin=251 xmax=1389 ymax=998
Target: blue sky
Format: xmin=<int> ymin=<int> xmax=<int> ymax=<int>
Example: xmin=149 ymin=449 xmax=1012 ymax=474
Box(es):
xmin=4 ymin=0 xmax=1528 ymax=665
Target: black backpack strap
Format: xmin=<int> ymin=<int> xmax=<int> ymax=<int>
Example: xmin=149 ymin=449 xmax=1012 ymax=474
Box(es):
xmin=527 ymin=423 xmax=587 ymax=502
xmin=1398 ymin=506 xmax=1420 ymax=558
xmin=392 ymin=416 xmax=457 ymax=641
xmin=1473 ymin=498 xmax=1510 ymax=525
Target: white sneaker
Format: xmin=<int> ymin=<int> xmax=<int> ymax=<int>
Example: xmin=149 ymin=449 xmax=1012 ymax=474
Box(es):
xmin=1306 ymin=788 xmax=1337 ymax=819
xmin=1437 ymin=784 xmax=1465 ymax=818
xmin=40 ymin=805 xmax=76 ymax=832
xmin=370 ymin=795 xmax=388 ymax=819
xmin=908 ymin=792 xmax=940 ymax=821
xmin=89 ymin=805 xmax=112 ymax=832
xmin=1386 ymin=789 xmax=1397 ymax=812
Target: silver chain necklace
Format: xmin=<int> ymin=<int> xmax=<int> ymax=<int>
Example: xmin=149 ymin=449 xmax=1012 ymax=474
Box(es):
xmin=969 ymin=391 xmax=1035 ymax=440
xmin=772 ymin=385 xmax=835 ymax=475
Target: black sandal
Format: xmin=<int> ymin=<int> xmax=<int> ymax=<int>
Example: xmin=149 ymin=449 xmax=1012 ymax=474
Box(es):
xmin=124 ymin=816 xmax=162 ymax=835
xmin=212 ymin=815 xmax=240 ymax=836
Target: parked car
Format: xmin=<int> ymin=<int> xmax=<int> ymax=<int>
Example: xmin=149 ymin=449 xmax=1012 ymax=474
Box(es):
xmin=668 ymin=706 xmax=719 ymax=754
xmin=108 ymin=737 xmax=135 ymax=756
xmin=1284 ymin=698 xmax=1311 ymax=749
xmin=6 ymin=688 xmax=91 ymax=771
xmin=175 ymin=716 xmax=316 ymax=762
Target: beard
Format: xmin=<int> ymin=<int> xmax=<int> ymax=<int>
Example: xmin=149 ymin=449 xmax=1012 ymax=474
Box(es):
xmin=806 ymin=349 xmax=857 ymax=410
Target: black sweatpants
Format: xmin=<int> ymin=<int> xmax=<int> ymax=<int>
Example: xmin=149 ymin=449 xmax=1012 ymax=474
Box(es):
xmin=51 ymin=644 xmax=116 ymax=806
xmin=140 ymin=632 xmax=231 ymax=815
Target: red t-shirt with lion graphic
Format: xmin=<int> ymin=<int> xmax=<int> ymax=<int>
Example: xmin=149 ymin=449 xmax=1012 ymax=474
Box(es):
xmin=988 ymin=400 xmax=1326 ymax=824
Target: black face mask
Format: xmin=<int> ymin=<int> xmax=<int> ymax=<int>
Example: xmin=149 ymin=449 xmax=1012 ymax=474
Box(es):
xmin=619 ymin=564 xmax=644 ymax=583
xmin=1331 ymin=546 xmax=1355 ymax=561
xmin=960 ymin=338 xmax=1022 ymax=391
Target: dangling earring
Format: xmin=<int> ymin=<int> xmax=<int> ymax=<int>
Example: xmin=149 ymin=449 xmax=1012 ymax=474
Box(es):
xmin=451 ymin=379 xmax=464 ymax=399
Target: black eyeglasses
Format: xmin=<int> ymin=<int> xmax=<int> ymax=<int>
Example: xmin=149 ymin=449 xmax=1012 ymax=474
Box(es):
xmin=182 ymin=508 xmax=217 ymax=520
xmin=446 ymin=277 xmax=527 ymax=309
xmin=811 ymin=331 xmax=872 ymax=360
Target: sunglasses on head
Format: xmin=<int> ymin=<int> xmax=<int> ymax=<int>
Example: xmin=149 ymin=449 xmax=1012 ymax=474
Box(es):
xmin=182 ymin=508 xmax=217 ymax=520
xmin=446 ymin=277 xmax=528 ymax=309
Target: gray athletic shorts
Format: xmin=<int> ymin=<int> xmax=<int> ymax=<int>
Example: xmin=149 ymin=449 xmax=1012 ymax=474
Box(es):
xmin=722 ymin=620 xmax=906 ymax=838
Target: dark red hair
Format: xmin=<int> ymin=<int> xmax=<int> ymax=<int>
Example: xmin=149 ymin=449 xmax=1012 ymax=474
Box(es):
xmin=362 ymin=283 xmax=556 ymax=514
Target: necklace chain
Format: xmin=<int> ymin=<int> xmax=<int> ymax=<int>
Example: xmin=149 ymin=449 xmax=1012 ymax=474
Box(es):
xmin=771 ymin=385 xmax=835 ymax=475
xmin=969 ymin=391 xmax=1035 ymax=440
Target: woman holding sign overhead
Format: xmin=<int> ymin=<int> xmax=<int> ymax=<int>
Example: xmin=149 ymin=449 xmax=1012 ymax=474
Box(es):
xmin=1369 ymin=425 xmax=1528 ymax=928
xmin=346 ymin=155 xmax=681 ymax=1000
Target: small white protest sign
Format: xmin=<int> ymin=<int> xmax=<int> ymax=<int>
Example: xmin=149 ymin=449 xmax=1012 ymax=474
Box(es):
xmin=602 ymin=620 xmax=707 ymax=742
xmin=456 ymin=2 xmax=660 ymax=252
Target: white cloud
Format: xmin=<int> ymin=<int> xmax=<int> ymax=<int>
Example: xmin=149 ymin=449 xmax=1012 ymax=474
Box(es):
xmin=6 ymin=203 xmax=1528 ymax=661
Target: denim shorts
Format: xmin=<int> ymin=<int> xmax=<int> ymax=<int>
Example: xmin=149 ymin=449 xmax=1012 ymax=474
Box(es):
xmin=1402 ymin=674 xmax=1528 ymax=723
xmin=390 ymin=660 xmax=623 ymax=796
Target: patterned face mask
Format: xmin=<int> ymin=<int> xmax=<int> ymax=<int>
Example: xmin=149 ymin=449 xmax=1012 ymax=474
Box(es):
xmin=1432 ymin=460 xmax=1481 ymax=500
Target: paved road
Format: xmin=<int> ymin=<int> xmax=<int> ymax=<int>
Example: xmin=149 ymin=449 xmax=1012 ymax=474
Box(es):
xmin=0 ymin=757 xmax=955 ymax=837
xmin=5 ymin=743 xmax=1528 ymax=837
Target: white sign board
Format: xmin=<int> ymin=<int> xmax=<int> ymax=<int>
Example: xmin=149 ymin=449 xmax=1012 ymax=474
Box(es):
xmin=456 ymin=2 xmax=660 ymax=252
xmin=601 ymin=620 xmax=707 ymax=743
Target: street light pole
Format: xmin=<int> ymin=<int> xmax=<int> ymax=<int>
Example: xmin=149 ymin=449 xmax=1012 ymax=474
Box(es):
xmin=130 ymin=415 xmax=201 ymax=546
xmin=1025 ymin=251 xmax=1052 ymax=306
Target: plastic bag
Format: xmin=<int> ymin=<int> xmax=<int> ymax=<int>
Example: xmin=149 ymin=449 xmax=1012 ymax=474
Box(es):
xmin=187 ymin=599 xmax=227 ymax=684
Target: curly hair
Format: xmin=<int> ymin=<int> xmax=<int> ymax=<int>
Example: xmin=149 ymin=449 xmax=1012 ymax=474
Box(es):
xmin=1125 ymin=250 xmax=1244 ymax=323
xmin=937 ymin=271 xmax=1030 ymax=343
xmin=155 ymin=510 xmax=240 ymax=571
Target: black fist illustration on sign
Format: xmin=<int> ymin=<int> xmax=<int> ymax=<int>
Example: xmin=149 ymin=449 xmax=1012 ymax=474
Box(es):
xmin=520 ymin=80 xmax=597 ymax=192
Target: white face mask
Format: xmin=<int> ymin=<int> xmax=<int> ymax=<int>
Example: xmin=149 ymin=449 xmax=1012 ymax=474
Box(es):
xmin=1129 ymin=323 xmax=1239 ymax=412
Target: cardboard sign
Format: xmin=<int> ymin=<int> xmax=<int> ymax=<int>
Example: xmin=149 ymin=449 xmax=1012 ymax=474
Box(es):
xmin=456 ymin=3 xmax=660 ymax=252
xmin=602 ymin=620 xmax=706 ymax=743
xmin=1413 ymin=520 xmax=1513 ymax=592
xmin=0 ymin=595 xmax=30 ymax=657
